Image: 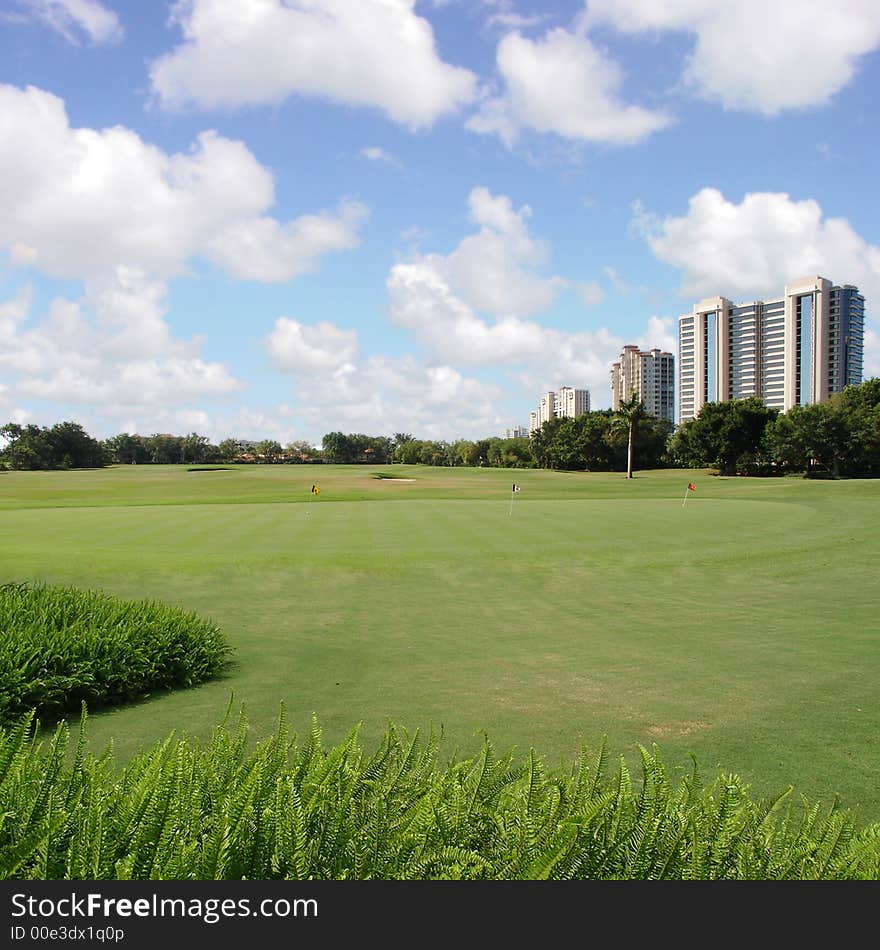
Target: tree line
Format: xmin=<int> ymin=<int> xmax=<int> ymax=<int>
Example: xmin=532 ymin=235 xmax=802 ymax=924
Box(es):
xmin=669 ymin=379 xmax=880 ymax=477
xmin=1 ymin=378 xmax=877 ymax=475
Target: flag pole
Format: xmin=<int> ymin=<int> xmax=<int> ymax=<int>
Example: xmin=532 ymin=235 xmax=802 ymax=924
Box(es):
xmin=509 ymin=483 xmax=521 ymax=515
xmin=682 ymin=483 xmax=690 ymax=507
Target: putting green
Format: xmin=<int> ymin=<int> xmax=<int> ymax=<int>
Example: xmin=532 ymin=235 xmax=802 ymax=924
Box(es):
xmin=2 ymin=464 xmax=878 ymax=818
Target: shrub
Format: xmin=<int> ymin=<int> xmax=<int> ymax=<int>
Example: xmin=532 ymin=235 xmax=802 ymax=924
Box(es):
xmin=1 ymin=709 xmax=877 ymax=880
xmin=0 ymin=583 xmax=231 ymax=724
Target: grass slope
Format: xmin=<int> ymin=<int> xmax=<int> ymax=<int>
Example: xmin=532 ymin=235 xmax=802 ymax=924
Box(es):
xmin=1 ymin=464 xmax=877 ymax=818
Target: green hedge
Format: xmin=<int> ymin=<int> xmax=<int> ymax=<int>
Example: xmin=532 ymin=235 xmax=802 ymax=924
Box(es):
xmin=1 ymin=709 xmax=878 ymax=880
xmin=0 ymin=583 xmax=230 ymax=724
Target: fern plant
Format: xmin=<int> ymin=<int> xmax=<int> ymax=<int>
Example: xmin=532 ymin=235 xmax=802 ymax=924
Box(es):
xmin=0 ymin=582 xmax=231 ymax=724
xmin=1 ymin=708 xmax=877 ymax=880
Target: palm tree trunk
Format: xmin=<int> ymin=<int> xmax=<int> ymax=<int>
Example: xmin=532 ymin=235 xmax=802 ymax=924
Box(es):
xmin=627 ymin=421 xmax=634 ymax=478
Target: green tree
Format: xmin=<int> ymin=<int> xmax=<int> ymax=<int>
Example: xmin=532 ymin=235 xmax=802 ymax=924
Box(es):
xmin=104 ymin=433 xmax=149 ymax=465
xmin=321 ymin=431 xmax=352 ymax=463
xmin=667 ymin=419 xmax=701 ymax=468
xmin=286 ymin=440 xmax=318 ymax=462
xmin=453 ymin=440 xmax=477 ymax=466
xmin=418 ymin=441 xmax=447 ymax=466
xmin=834 ymin=378 xmax=880 ymax=476
xmin=217 ymin=438 xmax=243 ymax=461
xmin=396 ymin=439 xmax=423 ymax=464
xmin=180 ymin=432 xmax=211 ymax=464
xmin=0 ymin=423 xmax=25 ymax=469
xmin=614 ymin=391 xmax=647 ymax=479
xmin=766 ymin=403 xmax=847 ymax=476
xmin=684 ymin=399 xmax=777 ymax=475
xmin=256 ymin=440 xmax=283 ymax=461
xmin=143 ymin=434 xmax=183 ymax=464
xmin=633 ymin=416 xmax=674 ymax=470
xmin=367 ymin=436 xmax=394 ymax=464
xmin=1 ymin=421 xmax=106 ymax=470
xmin=46 ymin=422 xmax=107 ymax=468
xmin=529 ymin=418 xmax=565 ymax=469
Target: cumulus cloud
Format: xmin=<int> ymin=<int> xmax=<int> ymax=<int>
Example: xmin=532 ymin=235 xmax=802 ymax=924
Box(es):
xmin=388 ymin=256 xmax=625 ymax=389
xmin=0 ymin=285 xmax=32 ymax=338
xmin=411 ymin=186 xmax=566 ymax=319
xmin=634 ymin=188 xmax=880 ymax=303
xmin=0 ymin=84 xmax=367 ymax=283
xmin=16 ymin=359 xmax=239 ymax=407
xmin=150 ymin=0 xmax=476 ymax=128
xmin=637 ymin=316 xmax=676 ymax=355
xmin=0 ymin=85 xmax=373 ymax=441
xmin=262 ymin=314 xmax=504 ymax=440
xmin=389 ymin=259 xmax=546 ymax=363
xmin=206 ymin=200 xmax=368 ymax=282
xmin=585 ymin=0 xmax=880 ymax=114
xmin=265 ymin=318 xmax=360 ymax=374
xmin=13 ymin=0 xmax=122 ymax=45
xmin=295 ymin=354 xmax=505 ymax=441
xmin=467 ymin=26 xmax=671 ymax=146
xmin=865 ymin=326 xmax=880 ymax=378
xmin=384 ymin=187 xmax=677 ymax=401
xmin=0 ymin=278 xmax=242 ymax=434
xmin=208 ymin=406 xmax=300 ymax=445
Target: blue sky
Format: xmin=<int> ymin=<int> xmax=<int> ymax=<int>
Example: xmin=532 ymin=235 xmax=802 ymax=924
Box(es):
xmin=1 ymin=0 xmax=878 ymax=446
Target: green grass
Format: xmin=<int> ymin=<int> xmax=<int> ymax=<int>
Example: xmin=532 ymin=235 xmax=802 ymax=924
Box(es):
xmin=1 ymin=464 xmax=878 ymax=820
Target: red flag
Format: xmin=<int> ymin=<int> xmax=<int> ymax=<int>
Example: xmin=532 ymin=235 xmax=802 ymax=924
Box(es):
xmin=687 ymin=483 xmax=696 ymax=491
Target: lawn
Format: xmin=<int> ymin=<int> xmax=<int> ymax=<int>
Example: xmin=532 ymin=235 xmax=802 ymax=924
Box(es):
xmin=1 ymin=463 xmax=878 ymax=818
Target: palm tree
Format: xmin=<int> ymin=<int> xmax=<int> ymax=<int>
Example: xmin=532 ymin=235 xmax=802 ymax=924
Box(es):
xmin=616 ymin=391 xmax=646 ymax=479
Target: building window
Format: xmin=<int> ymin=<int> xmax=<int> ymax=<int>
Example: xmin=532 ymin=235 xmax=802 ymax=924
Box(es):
xmin=797 ymin=294 xmax=813 ymax=405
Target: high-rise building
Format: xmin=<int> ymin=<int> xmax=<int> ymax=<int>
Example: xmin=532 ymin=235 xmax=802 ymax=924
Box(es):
xmin=555 ymin=386 xmax=590 ymax=419
xmin=528 ymin=387 xmax=590 ymax=435
xmin=504 ymin=426 xmax=529 ymax=439
xmin=678 ymin=277 xmax=864 ymax=422
xmin=611 ymin=345 xmax=675 ymax=421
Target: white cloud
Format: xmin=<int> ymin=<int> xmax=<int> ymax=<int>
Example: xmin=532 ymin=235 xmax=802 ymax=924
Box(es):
xmin=585 ymin=0 xmax=880 ymax=114
xmin=485 ymin=12 xmax=550 ymax=31
xmin=466 ymin=26 xmax=671 ymax=146
xmin=0 ymin=84 xmax=367 ymax=283
xmin=388 ymin=259 xmax=547 ymax=362
xmin=384 ymin=187 xmax=679 ymax=401
xmin=295 ymin=354 xmax=505 ymax=441
xmin=14 ymin=0 xmax=122 ymax=45
xmin=387 ymin=254 xmax=652 ymax=400
xmin=262 ymin=314 xmax=504 ymax=440
xmin=421 ymin=186 xmax=565 ymax=318
xmin=16 ymin=359 xmax=239 ymax=407
xmin=0 ymin=278 xmax=243 ymax=432
xmin=85 ymin=270 xmax=191 ymax=360
xmin=265 ymin=318 xmax=360 ymax=374
xmin=150 ymin=0 xmax=476 ymax=128
xmin=360 ymin=146 xmax=401 ymax=167
xmin=865 ymin=326 xmax=880 ymax=378
xmin=206 ymin=200 xmax=368 ymax=282
xmin=637 ymin=316 xmax=676 ymax=355
xmin=0 ymin=284 xmax=32 ymax=338
xmin=209 ymin=406 xmax=300 ymax=445
xmin=634 ymin=188 xmax=880 ymax=304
